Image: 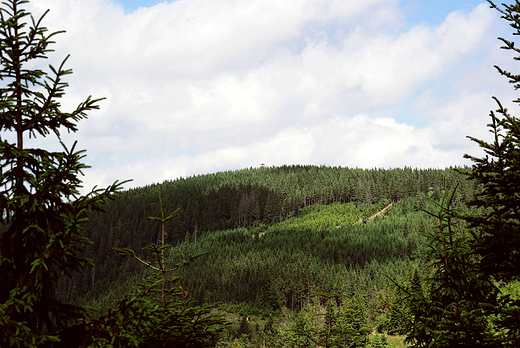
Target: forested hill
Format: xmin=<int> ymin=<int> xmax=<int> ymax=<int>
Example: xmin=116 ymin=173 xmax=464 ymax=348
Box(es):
xmin=62 ymin=165 xmax=477 ymax=312
xmin=87 ymin=164 xmax=473 ymax=241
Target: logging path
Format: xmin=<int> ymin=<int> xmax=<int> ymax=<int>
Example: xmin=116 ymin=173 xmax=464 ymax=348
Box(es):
xmin=355 ymin=202 xmax=393 ymax=225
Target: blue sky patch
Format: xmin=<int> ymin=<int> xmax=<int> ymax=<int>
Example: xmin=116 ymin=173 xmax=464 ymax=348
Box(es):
xmin=115 ymin=0 xmax=487 ymax=25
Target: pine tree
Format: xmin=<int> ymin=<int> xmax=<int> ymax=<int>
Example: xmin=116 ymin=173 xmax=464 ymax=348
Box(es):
xmin=0 ymin=0 xmax=126 ymax=346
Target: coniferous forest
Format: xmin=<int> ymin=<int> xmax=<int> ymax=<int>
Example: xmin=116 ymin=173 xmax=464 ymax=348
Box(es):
xmin=70 ymin=166 xmax=468 ymax=312
xmin=1 ymin=0 xmax=520 ymax=347
xmin=66 ymin=165 xmax=479 ymax=347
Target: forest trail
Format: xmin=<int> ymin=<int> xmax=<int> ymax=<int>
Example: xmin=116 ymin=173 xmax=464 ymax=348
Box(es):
xmin=355 ymin=202 xmax=393 ymax=224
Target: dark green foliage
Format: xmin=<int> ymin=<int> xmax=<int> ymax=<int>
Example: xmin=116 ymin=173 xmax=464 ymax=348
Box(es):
xmin=3 ymin=0 xmax=508 ymax=347
xmin=166 ymin=197 xmax=441 ymax=314
xmin=237 ymin=317 xmax=251 ymax=338
xmin=292 ymin=272 xmax=370 ymax=348
xmin=394 ymin=2 xmax=520 ymax=346
xmin=264 ymin=316 xmax=275 ymax=334
xmin=0 ymin=0 xmax=126 ymax=345
xmin=103 ymin=189 xmax=227 ymax=347
xmin=384 ymin=286 xmax=408 ymax=336
xmin=402 ymin=188 xmax=500 ymax=347
xmin=0 ymin=2 xmax=227 ymax=346
xmin=369 ymin=332 xmax=388 ymax=348
xmin=400 ymin=268 xmax=424 ymax=340
xmin=70 ymin=170 xmax=468 ymax=345
xmin=55 ymin=287 xmax=226 ymax=348
xmin=465 ymin=0 xmax=520 ymax=276
xmin=74 ymin=167 xmax=477 ymax=315
xmin=459 ymin=1 xmax=520 ymax=345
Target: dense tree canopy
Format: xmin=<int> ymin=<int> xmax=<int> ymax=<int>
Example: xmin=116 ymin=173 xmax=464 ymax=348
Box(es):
xmin=70 ymin=166 xmax=473 ymax=314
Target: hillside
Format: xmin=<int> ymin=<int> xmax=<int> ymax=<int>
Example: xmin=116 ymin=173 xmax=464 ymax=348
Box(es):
xmin=58 ymin=165 xmax=477 ymax=319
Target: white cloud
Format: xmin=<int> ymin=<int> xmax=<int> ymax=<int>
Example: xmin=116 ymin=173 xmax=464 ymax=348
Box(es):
xmin=11 ymin=0 xmax=511 ymax=190
xmin=186 ymin=113 xmax=461 ymax=176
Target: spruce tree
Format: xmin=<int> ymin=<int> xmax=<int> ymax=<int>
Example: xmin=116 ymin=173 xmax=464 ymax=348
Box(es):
xmin=457 ymin=1 xmax=520 ymax=344
xmin=108 ymin=189 xmax=227 ymax=347
xmin=400 ymin=2 xmax=520 ymax=346
xmin=0 ymin=0 xmax=125 ymax=345
xmin=0 ymin=2 xmax=228 ymax=346
xmin=463 ymin=0 xmax=520 ymax=284
xmin=402 ymin=188 xmax=499 ymax=347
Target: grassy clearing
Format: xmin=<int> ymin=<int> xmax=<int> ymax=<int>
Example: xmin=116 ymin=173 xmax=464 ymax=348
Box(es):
xmin=387 ymin=334 xmax=408 ymax=348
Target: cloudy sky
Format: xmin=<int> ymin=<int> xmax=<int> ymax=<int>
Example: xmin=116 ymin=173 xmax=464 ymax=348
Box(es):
xmin=19 ymin=0 xmax=517 ymax=191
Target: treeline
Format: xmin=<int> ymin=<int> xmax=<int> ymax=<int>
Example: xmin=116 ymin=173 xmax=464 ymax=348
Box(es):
xmin=63 ymin=165 xmax=478 ymax=315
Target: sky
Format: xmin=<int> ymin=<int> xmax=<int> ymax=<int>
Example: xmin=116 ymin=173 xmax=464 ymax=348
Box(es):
xmin=15 ymin=0 xmax=518 ymax=191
